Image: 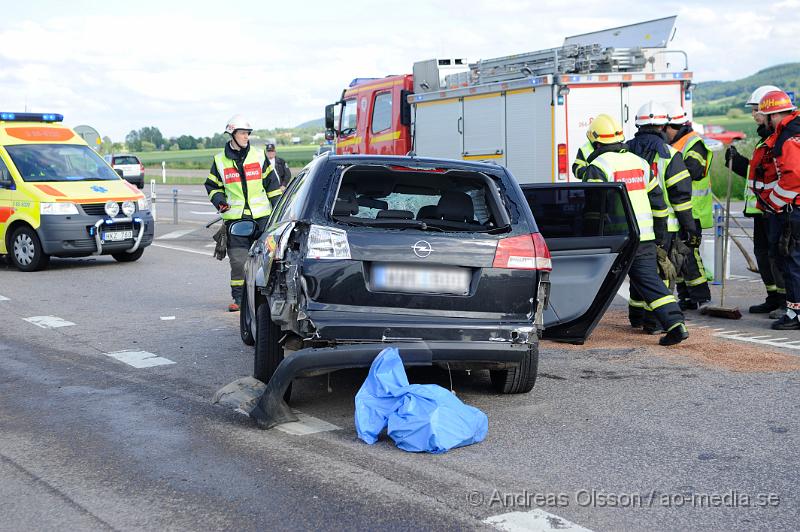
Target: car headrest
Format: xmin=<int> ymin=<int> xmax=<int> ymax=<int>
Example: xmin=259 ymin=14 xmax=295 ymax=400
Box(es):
xmin=437 ymin=191 xmax=474 ymax=222
xmin=376 ymin=209 xmax=414 ymax=220
xmin=333 ymin=183 xmax=359 ymax=216
xmin=416 ymin=205 xmax=439 ymax=220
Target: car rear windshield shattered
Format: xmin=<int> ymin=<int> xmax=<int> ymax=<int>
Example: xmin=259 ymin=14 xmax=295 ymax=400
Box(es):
xmin=332 ymin=165 xmax=510 ymax=232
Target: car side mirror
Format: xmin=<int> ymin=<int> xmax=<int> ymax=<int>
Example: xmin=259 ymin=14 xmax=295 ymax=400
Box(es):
xmin=325 ymin=104 xmax=335 ymax=131
xmin=229 ymin=219 xmax=257 ymax=237
xmin=115 ymin=169 xmax=124 ymax=178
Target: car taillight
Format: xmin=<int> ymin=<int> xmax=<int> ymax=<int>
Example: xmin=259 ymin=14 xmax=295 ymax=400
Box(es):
xmin=493 ymin=233 xmax=552 ymax=271
xmin=306 ymin=225 xmax=351 ymax=259
xmin=557 ymin=143 xmax=568 ymax=181
xmin=139 ymin=163 xmax=145 ymax=173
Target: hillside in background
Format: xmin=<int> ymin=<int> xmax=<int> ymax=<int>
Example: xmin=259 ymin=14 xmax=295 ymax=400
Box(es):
xmin=295 ymin=118 xmax=324 ymax=129
xmin=693 ymin=63 xmax=800 ymax=116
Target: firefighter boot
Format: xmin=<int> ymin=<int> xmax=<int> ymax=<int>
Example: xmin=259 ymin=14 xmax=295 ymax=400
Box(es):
xmin=771 ymin=313 xmax=800 ymax=330
xmin=769 ymin=306 xmax=787 ymax=319
xmin=659 ymin=323 xmax=689 ymax=346
xmin=642 ymin=311 xmax=661 ymax=335
xmin=749 ymin=292 xmax=784 ymax=314
xmin=678 ymin=299 xmax=698 ymax=311
xmin=629 ymin=305 xmax=644 ymax=328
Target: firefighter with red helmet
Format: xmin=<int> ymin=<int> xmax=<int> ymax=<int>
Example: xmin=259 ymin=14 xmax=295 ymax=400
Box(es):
xmin=205 ymin=115 xmax=283 ymax=312
xmin=758 ymin=90 xmax=800 ymax=329
xmin=726 ymin=85 xmax=786 ymax=316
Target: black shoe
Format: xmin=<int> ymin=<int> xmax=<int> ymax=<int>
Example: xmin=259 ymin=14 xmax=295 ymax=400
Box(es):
xmin=771 ymin=314 xmax=800 ymax=330
xmin=769 ymin=306 xmax=787 ymax=319
xmin=630 ymin=318 xmax=643 ymax=328
xmin=643 ymin=322 xmax=662 ymax=335
xmin=659 ymin=324 xmax=689 ymax=346
xmin=678 ymin=299 xmax=698 ymax=311
xmin=749 ymin=295 xmax=784 ymax=314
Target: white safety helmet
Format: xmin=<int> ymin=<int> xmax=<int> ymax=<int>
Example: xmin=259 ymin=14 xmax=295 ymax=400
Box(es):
xmin=635 ymin=101 xmax=669 ymax=127
xmin=746 ymin=85 xmax=782 ymax=108
xmin=663 ymin=101 xmax=689 ymax=125
xmin=225 ymin=114 xmax=253 ymax=135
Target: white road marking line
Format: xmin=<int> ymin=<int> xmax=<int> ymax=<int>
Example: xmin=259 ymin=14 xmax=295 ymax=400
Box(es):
xmin=714 ymin=330 xmax=740 ymax=335
xmin=714 ymin=333 xmax=800 ymax=351
xmin=616 ymin=279 xmax=629 ymax=300
xmin=152 ymin=243 xmax=209 ymax=256
xmin=691 ymin=325 xmax=710 ymax=329
xmin=23 ymin=316 xmax=75 ymax=329
xmin=0 ymin=295 xmax=9 ymax=301
xmin=749 ymin=279 xmax=762 ymax=283
xmin=781 ymin=340 xmax=800 ymax=345
xmin=190 ymin=210 xmax=218 ymax=215
xmin=160 ymin=316 xmax=176 ymax=321
xmin=204 ymin=244 xmax=215 ymax=248
xmin=712 ymin=328 xmax=727 ymax=331
xmin=157 ymin=229 xmax=195 ymax=240
xmin=105 ymin=350 xmax=175 ymax=368
xmin=485 ymin=509 xmax=591 ymax=532
xmin=274 ymin=411 xmax=341 ymax=436
xmin=747 ymin=336 xmax=773 ymax=339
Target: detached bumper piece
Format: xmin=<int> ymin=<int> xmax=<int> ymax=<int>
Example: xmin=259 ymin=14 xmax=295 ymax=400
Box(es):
xmin=249 ymin=341 xmax=527 ymax=429
xmin=88 ymin=217 xmax=146 ymax=256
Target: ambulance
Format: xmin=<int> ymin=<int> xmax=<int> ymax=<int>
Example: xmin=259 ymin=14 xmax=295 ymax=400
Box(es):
xmin=0 ymin=112 xmax=154 ymax=271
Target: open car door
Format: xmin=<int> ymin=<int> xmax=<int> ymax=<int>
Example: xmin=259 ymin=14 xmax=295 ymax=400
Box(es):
xmin=520 ymin=182 xmax=639 ymax=344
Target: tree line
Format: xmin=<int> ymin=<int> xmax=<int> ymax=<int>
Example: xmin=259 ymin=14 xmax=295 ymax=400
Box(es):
xmin=124 ymin=127 xmax=229 ymax=152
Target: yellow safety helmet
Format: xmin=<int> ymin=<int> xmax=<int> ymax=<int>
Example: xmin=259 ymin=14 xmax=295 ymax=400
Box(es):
xmin=587 ymin=114 xmax=624 ymax=144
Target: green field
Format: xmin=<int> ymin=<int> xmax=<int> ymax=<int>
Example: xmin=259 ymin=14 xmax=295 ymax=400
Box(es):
xmin=137 ymin=144 xmax=317 ymax=169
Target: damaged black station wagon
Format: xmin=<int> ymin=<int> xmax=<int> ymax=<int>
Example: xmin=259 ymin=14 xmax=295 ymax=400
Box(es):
xmin=238 ymin=154 xmax=638 ymax=427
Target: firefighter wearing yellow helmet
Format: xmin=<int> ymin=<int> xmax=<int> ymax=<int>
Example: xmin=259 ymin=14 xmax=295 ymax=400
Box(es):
xmin=581 ymin=114 xmax=689 ymax=345
xmin=205 ymin=114 xmax=283 ymax=312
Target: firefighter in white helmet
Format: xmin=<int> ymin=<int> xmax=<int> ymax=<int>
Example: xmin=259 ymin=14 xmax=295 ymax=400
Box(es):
xmin=627 ymin=102 xmax=699 ymax=330
xmin=663 ymin=102 xmax=713 ymax=310
xmin=726 ymin=85 xmax=786 ymax=316
xmin=581 ymin=114 xmax=688 ymax=345
xmin=205 ymin=115 xmax=283 ymax=312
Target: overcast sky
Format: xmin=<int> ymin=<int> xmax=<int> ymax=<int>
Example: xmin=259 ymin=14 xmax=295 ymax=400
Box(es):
xmin=1 ymin=0 xmax=798 ymax=140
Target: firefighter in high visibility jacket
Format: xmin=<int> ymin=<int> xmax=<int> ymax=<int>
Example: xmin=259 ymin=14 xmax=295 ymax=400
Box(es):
xmin=581 ymin=114 xmax=689 ymax=345
xmin=572 ymin=140 xmax=594 ymax=179
xmin=726 ymin=85 xmax=786 ymax=315
xmin=205 ymin=115 xmax=283 ymax=312
xmin=757 ymin=90 xmax=800 ymax=330
xmin=626 ymin=102 xmax=699 ymax=327
xmin=663 ymin=102 xmax=713 ymax=309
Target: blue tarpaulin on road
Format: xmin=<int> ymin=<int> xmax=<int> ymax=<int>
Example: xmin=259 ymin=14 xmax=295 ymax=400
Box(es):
xmin=354 ymin=347 xmax=488 ymax=453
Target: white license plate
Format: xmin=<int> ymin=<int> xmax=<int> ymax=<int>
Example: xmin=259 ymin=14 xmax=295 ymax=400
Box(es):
xmin=103 ymin=230 xmax=133 ymax=241
xmin=372 ymin=263 xmax=471 ymax=295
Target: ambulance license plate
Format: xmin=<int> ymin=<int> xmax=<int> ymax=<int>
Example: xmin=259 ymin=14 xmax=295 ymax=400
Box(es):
xmin=103 ymin=230 xmax=133 ymax=241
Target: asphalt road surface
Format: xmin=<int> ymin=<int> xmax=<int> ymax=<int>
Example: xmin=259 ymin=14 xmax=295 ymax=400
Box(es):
xmin=0 ymin=219 xmax=798 ymax=531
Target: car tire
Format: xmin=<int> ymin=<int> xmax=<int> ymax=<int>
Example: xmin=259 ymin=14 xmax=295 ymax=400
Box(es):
xmin=254 ymin=301 xmax=284 ymax=383
xmin=9 ymin=226 xmax=50 ymax=272
xmin=239 ymin=294 xmax=255 ymax=346
xmin=112 ymin=248 xmax=145 ymax=262
xmin=137 ymin=181 xmax=144 ymax=189
xmin=490 ymin=344 xmax=539 ymax=394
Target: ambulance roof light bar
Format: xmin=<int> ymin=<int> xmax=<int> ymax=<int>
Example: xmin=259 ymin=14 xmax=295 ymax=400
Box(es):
xmin=0 ymin=112 xmax=64 ymax=122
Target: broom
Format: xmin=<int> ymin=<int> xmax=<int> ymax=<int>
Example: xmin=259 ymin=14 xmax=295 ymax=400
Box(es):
xmin=700 ymin=159 xmax=742 ymax=319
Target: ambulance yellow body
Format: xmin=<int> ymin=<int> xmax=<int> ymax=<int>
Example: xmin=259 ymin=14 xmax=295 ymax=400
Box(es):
xmin=0 ymin=113 xmax=154 ymax=271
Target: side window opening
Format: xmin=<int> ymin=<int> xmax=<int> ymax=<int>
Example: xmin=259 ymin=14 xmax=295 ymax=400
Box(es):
xmin=371 ymin=92 xmax=392 ymax=134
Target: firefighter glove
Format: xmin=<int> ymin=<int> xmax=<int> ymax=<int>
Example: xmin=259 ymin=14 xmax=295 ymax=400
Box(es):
xmin=656 ymin=245 xmax=678 ymax=285
xmin=684 ymin=232 xmax=702 ymax=248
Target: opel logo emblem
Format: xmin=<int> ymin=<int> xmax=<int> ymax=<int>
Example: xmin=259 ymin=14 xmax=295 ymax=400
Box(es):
xmin=412 ymin=240 xmax=433 ymax=258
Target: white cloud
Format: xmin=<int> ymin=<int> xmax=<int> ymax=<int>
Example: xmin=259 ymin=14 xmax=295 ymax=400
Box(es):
xmin=0 ymin=1 xmax=796 ymax=140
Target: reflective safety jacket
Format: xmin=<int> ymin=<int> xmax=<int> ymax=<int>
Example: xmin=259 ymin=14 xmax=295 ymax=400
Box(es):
xmin=572 ymin=141 xmax=594 ymax=180
xmin=764 ymin=112 xmax=800 ymax=212
xmin=581 ymin=147 xmax=663 ymax=242
xmin=672 ymin=129 xmax=713 ymax=228
xmin=627 ymin=131 xmax=693 ymax=235
xmin=205 ymin=142 xmax=283 ymax=220
xmin=747 ymin=137 xmax=775 ymax=214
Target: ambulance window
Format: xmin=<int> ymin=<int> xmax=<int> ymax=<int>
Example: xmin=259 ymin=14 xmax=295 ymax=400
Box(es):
xmin=5 ymin=144 xmax=119 ymax=182
xmin=340 ymin=98 xmax=357 ymax=136
xmin=371 ymin=92 xmax=392 ymax=134
xmin=0 ymin=157 xmax=13 ymax=188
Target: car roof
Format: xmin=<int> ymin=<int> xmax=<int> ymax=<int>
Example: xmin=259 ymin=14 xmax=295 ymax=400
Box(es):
xmin=324 ymin=153 xmax=508 ymax=174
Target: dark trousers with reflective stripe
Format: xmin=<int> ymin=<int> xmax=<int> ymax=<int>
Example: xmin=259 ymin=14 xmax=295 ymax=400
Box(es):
xmin=767 ymin=210 xmax=800 ymax=308
xmin=227 ymin=217 xmax=268 ymax=302
xmin=676 ymin=218 xmax=711 ymax=303
xmin=753 ymin=213 xmax=785 ymax=295
xmin=628 ymin=241 xmax=685 ymax=330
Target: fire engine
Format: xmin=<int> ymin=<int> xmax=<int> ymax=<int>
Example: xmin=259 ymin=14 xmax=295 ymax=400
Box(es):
xmin=325 ymin=16 xmax=695 ymax=183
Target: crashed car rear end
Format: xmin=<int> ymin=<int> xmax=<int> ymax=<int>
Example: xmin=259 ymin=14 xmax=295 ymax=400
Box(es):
xmin=240 ymin=155 xmax=552 ymax=426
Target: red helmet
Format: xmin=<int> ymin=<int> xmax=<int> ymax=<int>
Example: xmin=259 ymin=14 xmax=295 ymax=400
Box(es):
xmin=758 ymin=90 xmax=796 ymax=115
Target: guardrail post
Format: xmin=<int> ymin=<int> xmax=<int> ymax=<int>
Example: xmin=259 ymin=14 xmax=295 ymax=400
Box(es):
xmin=162 ymin=161 xmax=166 ymax=184
xmin=172 ymin=188 xmax=178 ymax=225
xmin=150 ymin=180 xmax=157 ymax=221
xmin=713 ymin=202 xmax=724 ymax=284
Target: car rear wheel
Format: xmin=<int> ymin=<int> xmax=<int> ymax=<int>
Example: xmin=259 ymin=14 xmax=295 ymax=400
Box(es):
xmin=490 ymin=344 xmax=538 ymax=394
xmin=112 ymin=248 xmax=145 ymax=262
xmin=254 ymin=302 xmax=292 ymax=401
xmin=239 ymin=294 xmax=255 ymax=346
xmin=10 ymin=226 xmax=50 ymax=272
